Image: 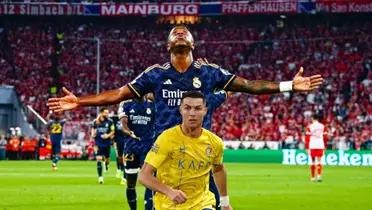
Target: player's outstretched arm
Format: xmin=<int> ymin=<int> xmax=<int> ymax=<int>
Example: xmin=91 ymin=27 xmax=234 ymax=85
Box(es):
xmin=47 ymin=86 xmax=135 ymax=113
xmin=139 ymin=163 xmax=187 ymax=204
xmin=226 ymin=67 xmax=323 ymax=94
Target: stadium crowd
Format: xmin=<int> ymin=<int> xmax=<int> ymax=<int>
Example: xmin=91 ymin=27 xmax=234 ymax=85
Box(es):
xmin=0 ymin=16 xmax=371 ymax=155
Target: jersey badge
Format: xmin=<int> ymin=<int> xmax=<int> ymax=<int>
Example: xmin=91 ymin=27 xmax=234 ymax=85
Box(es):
xmin=193 ymin=77 xmax=202 ymax=89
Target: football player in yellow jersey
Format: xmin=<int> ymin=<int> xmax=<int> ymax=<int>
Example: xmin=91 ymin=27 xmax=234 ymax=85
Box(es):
xmin=139 ymin=91 xmax=233 ymax=210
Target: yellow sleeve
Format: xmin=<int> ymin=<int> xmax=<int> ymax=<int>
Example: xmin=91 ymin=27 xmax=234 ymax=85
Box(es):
xmin=145 ymin=133 xmax=171 ymax=169
xmin=213 ymin=138 xmax=224 ymax=165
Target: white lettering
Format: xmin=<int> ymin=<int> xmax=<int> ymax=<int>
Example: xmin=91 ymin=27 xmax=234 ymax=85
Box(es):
xmin=296 ymin=153 xmax=307 ymax=165
xmin=162 ymin=89 xmax=187 ymax=99
xmin=39 ymin=5 xmax=44 ymax=15
xmin=362 ymin=154 xmax=372 ymax=166
xmin=148 ymin=4 xmax=158 ymax=14
xmin=117 ymin=5 xmax=127 ymax=15
xmin=282 ymin=149 xmax=296 ymax=165
xmin=160 ymin=4 xmax=172 ymax=15
xmin=101 ymin=3 xmax=198 ymax=16
xmin=223 ymin=2 xmax=296 ymax=14
xmin=130 ymin=115 xmax=151 ymax=122
xmin=58 ymin=5 xmax=64 ymax=15
xmin=102 ymin=5 xmax=116 ymax=15
xmin=349 ymin=3 xmax=372 ymax=13
xmin=350 ymin=154 xmax=361 ymax=166
xmin=134 ymin=4 xmax=147 ymax=14
xmin=283 ymin=150 xmax=372 ymax=166
xmin=338 ymin=150 xmax=350 ymax=166
xmin=20 ymin=5 xmax=26 ymax=14
xmin=8 ymin=5 xmax=15 ymax=15
xmin=31 ymin=5 xmax=38 ymax=15
xmin=326 ymin=154 xmax=338 ymax=166
xmin=331 ymin=3 xmax=347 ymax=13
xmin=127 ymin=4 xmax=133 ymax=14
xmin=173 ymin=4 xmax=184 ymax=15
xmin=185 ymin=5 xmax=197 ymax=15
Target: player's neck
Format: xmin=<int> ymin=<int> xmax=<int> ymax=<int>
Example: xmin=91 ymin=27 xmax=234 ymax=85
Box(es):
xmin=180 ymin=124 xmax=202 ymax=138
xmin=171 ymin=52 xmax=193 ymax=73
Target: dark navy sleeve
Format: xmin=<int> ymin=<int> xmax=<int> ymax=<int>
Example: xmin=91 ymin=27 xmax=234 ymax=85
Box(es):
xmin=209 ymin=64 xmax=236 ymax=90
xmin=60 ymin=119 xmax=67 ymax=126
xmin=128 ymin=66 xmax=159 ymax=98
xmin=118 ymin=100 xmax=131 ymax=119
xmin=211 ymin=90 xmax=227 ymax=110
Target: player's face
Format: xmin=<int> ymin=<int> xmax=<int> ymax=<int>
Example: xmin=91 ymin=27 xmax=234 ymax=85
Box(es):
xmin=179 ymin=98 xmax=207 ymax=129
xmin=167 ymin=26 xmax=194 ymax=52
xmin=100 ymin=110 xmax=109 ymax=119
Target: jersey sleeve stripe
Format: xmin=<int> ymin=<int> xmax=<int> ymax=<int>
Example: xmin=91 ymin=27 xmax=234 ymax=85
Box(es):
xmin=223 ymin=91 xmax=228 ymax=100
xmin=223 ymin=75 xmax=237 ymax=90
xmin=128 ymin=83 xmax=141 ymax=98
xmin=118 ymin=113 xmax=128 ymax=119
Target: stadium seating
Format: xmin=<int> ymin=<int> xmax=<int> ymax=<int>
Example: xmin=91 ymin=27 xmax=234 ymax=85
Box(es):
xmin=1 ymin=24 xmax=53 ymax=119
xmin=0 ymin=18 xmax=370 ymax=151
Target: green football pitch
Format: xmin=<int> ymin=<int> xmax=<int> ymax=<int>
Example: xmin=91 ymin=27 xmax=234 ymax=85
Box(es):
xmin=0 ymin=161 xmax=371 ymax=210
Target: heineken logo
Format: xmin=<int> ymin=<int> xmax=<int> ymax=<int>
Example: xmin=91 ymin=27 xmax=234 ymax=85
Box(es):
xmin=282 ymin=149 xmax=372 ymax=166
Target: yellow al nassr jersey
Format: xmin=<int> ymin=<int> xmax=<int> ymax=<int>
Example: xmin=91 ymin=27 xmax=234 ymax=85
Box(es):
xmin=145 ymin=125 xmax=224 ymax=210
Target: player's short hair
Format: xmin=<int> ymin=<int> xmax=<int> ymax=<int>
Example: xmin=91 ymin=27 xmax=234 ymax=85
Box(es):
xmin=100 ymin=107 xmax=108 ymax=113
xmin=170 ymin=24 xmax=190 ymax=33
xmin=181 ymin=91 xmax=206 ymax=104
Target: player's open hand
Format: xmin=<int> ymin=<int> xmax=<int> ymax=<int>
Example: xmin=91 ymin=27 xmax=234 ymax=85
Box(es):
xmin=47 ymin=87 xmax=79 ymax=112
xmin=167 ymin=189 xmax=187 ymax=204
xmin=293 ymin=67 xmax=323 ymax=92
xmin=129 ymin=131 xmax=141 ymax=141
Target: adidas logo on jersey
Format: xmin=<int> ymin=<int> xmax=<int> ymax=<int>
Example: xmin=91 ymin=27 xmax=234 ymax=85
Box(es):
xmin=163 ymin=79 xmax=172 ymax=85
xmin=129 ymin=109 xmax=135 ymax=113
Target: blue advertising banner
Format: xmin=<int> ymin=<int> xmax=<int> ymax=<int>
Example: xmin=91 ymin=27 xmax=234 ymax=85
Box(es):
xmin=0 ymin=1 xmax=371 ymax=16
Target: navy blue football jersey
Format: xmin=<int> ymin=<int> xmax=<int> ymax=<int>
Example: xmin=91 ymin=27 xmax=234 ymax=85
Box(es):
xmin=93 ymin=118 xmax=114 ymax=147
xmin=47 ymin=119 xmax=66 ymax=142
xmin=204 ymin=90 xmax=227 ymax=129
xmin=128 ymin=61 xmax=234 ymax=136
xmin=118 ymin=99 xmax=155 ymax=143
xmin=111 ymin=116 xmax=126 ymax=143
